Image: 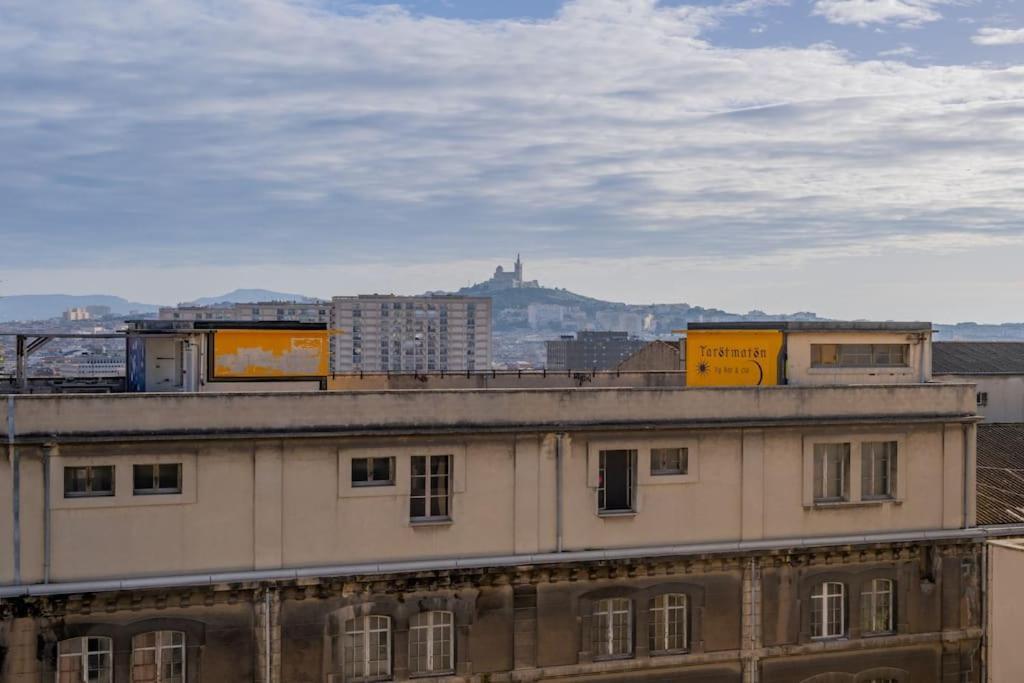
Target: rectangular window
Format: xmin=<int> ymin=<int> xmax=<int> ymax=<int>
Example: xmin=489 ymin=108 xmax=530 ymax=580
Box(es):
xmin=598 ymin=449 xmax=636 ymax=513
xmin=977 ymin=392 xmax=988 ymax=407
xmin=410 ymin=455 xmax=452 ymax=521
xmin=593 ymin=598 xmax=632 ymax=658
xmin=351 ymin=457 xmax=395 ymax=487
xmin=59 ymin=636 xmax=113 ymax=683
xmin=862 ymin=442 xmax=897 ymax=500
xmin=813 ymin=443 xmax=850 ymax=502
xmin=650 ymin=447 xmax=687 ymax=476
xmin=408 ymin=611 xmax=453 ymax=675
xmin=811 ymin=582 xmax=845 ymax=638
xmin=648 ymin=593 xmax=688 ymax=654
xmin=64 ymin=466 xmax=115 ymax=498
xmin=810 ymin=344 xmax=909 ymax=368
xmin=133 ymin=464 xmax=183 ymax=495
xmin=341 ymin=615 xmax=391 ymax=682
xmin=861 ymin=578 xmax=895 ymax=635
xmin=131 ymin=630 xmax=185 ymax=683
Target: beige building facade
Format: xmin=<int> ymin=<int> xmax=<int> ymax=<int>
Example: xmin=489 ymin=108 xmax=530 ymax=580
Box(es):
xmin=0 ymin=321 xmax=1017 ymax=682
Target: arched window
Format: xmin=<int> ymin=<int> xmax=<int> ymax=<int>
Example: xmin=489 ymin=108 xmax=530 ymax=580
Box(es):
xmin=810 ymin=582 xmax=845 ymax=638
xmin=648 ymin=593 xmax=688 ymax=654
xmin=131 ymin=631 xmax=185 ymax=683
xmin=409 ymin=611 xmax=453 ymax=676
xmin=338 ymin=616 xmax=391 ymax=682
xmin=592 ymin=597 xmax=632 ymax=658
xmin=57 ymin=636 xmax=112 ymax=683
xmin=861 ymin=579 xmax=895 ymax=635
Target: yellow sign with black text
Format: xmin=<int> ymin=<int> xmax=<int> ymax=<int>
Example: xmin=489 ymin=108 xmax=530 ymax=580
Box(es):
xmin=685 ymin=330 xmax=783 ymax=387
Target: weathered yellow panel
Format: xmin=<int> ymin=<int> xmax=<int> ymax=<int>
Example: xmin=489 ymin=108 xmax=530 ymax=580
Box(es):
xmin=685 ymin=330 xmax=784 ymax=387
xmin=212 ymin=330 xmax=329 ymax=379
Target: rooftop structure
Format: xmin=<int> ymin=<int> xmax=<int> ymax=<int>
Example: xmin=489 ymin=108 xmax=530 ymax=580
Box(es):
xmin=933 ymin=342 xmax=1024 ymax=422
xmin=1 ymin=320 xmax=1008 ymax=682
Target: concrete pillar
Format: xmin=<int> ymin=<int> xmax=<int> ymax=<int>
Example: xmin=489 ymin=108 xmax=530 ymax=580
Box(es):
xmin=513 ymin=584 xmax=538 ymax=670
xmin=2 ymin=617 xmax=42 ymax=682
xmin=255 ymin=587 xmax=281 ymax=683
xmin=741 ymin=557 xmax=762 ymax=683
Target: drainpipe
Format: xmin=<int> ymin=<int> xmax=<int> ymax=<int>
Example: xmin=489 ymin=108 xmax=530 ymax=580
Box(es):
xmin=43 ymin=443 xmax=54 ymax=584
xmin=555 ymin=433 xmax=565 ymax=553
xmin=264 ymin=587 xmax=273 ymax=683
xmin=963 ymin=423 xmax=970 ymax=529
xmin=8 ymin=395 xmax=20 ymax=584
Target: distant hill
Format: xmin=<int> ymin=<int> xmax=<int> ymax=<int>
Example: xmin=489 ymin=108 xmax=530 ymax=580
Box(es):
xmin=0 ymin=294 xmax=160 ymax=322
xmin=184 ymin=288 xmax=322 ymax=306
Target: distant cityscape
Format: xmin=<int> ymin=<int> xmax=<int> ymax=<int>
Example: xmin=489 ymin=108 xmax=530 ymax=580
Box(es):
xmin=4 ymin=255 xmax=1024 ymax=378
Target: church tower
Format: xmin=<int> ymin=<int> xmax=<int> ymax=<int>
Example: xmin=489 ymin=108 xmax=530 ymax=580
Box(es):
xmin=514 ymin=253 xmax=523 ymax=284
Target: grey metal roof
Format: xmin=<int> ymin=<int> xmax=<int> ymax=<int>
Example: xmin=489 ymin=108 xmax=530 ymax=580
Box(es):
xmin=977 ymin=423 xmax=1024 ymax=525
xmin=933 ymin=342 xmax=1024 ymax=375
xmin=687 ymin=321 xmax=931 ymax=332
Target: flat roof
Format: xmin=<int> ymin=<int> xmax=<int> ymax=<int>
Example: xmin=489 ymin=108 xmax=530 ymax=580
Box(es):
xmin=125 ymin=320 xmax=327 ymax=331
xmin=687 ymin=321 xmax=932 ymax=332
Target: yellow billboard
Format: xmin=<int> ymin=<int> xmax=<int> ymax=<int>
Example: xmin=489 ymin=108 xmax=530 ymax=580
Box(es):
xmin=211 ymin=329 xmax=329 ymax=379
xmin=686 ymin=330 xmax=783 ymax=387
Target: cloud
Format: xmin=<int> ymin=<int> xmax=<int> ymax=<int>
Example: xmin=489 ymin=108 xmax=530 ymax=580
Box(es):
xmin=877 ymin=45 xmax=916 ymax=56
xmin=0 ymin=0 xmax=1022 ymax=284
xmin=812 ymin=0 xmax=948 ymax=26
xmin=972 ymin=27 xmax=1024 ymax=46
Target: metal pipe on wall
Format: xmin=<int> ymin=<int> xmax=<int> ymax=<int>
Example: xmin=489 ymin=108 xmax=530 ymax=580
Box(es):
xmin=7 ymin=395 xmax=19 ymax=585
xmin=555 ymin=432 xmax=564 ymax=553
xmin=43 ymin=443 xmax=53 ymax=584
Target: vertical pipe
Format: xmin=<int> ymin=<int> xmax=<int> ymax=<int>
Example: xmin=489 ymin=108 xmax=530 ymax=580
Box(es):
xmin=264 ymin=587 xmax=272 ymax=683
xmin=43 ymin=443 xmax=52 ymax=584
xmin=8 ymin=395 xmax=20 ymax=584
xmin=963 ymin=423 xmax=970 ymax=529
xmin=555 ymin=433 xmax=564 ymax=553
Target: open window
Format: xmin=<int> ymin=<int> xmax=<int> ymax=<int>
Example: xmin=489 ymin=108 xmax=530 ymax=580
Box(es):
xmin=598 ymin=449 xmax=636 ymax=514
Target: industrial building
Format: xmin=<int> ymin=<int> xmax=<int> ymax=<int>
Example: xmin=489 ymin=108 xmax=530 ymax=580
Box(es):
xmin=545 ymin=331 xmax=648 ymax=371
xmin=4 ymin=320 xmax=1021 ymax=681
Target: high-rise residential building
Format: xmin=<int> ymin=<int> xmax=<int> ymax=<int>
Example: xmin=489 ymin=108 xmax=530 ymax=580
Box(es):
xmin=333 ymin=295 xmax=492 ymax=373
xmin=159 ymin=301 xmax=330 ymax=323
xmin=3 ymin=320 xmax=1016 ymax=682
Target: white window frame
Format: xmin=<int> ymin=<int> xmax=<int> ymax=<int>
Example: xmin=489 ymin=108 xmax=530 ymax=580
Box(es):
xmin=408 ymin=610 xmax=454 ymax=676
xmin=813 ymin=443 xmax=849 ymax=502
xmin=861 ymin=578 xmax=895 ymax=635
xmin=409 ymin=454 xmax=453 ymax=522
xmin=131 ymin=630 xmax=185 ymax=683
xmin=132 ymin=463 xmax=183 ymax=496
xmin=810 ymin=582 xmax=845 ymax=639
xmin=57 ymin=636 xmax=113 ymax=683
xmin=592 ymin=597 xmax=632 ymax=659
xmin=341 ymin=615 xmax=391 ymax=682
xmin=648 ymin=593 xmax=688 ymax=654
xmin=861 ymin=442 xmax=897 ymax=500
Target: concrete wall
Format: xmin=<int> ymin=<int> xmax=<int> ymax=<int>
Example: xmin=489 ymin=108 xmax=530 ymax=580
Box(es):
xmin=786 ymin=331 xmax=931 ymax=386
xmin=327 ymin=370 xmax=686 ymax=391
xmin=934 ymin=374 xmax=1024 ymax=423
xmin=987 ymin=539 xmax=1024 ymax=681
xmin=0 ymin=412 xmax=975 ymax=585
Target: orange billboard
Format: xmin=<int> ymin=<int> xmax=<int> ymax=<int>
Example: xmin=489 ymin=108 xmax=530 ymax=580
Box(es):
xmin=211 ymin=329 xmax=329 ymax=379
xmin=685 ymin=330 xmax=783 ymax=387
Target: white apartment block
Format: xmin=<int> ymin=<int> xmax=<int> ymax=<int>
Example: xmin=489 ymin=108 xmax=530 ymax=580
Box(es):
xmin=333 ymin=295 xmax=491 ymax=372
xmin=159 ymin=302 xmax=330 ymax=323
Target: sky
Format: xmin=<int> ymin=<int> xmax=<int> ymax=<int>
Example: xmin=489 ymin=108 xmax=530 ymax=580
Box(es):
xmin=1 ymin=0 xmax=1023 ymax=322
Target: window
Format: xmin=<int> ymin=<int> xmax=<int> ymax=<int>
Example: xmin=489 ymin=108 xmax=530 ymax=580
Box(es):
xmin=810 ymin=582 xmax=845 ymax=638
xmin=598 ymin=449 xmax=636 ymax=513
xmin=593 ymin=598 xmax=632 ymax=659
xmin=351 ymin=457 xmax=395 ymax=487
xmin=650 ymin=448 xmax=687 ymax=476
xmin=409 ymin=611 xmax=453 ymax=676
xmin=133 ymin=464 xmax=182 ymax=495
xmin=810 ymin=344 xmax=909 ymax=368
xmin=410 ymin=455 xmax=452 ymax=521
xmin=58 ymin=636 xmax=113 ymax=683
xmin=861 ymin=579 xmax=895 ymax=635
xmin=862 ymin=442 xmax=897 ymax=500
xmin=813 ymin=443 xmax=850 ymax=502
xmin=649 ymin=594 xmax=687 ymax=654
xmin=64 ymin=466 xmax=114 ymax=498
xmin=131 ymin=631 xmax=185 ymax=683
xmin=977 ymin=391 xmax=988 ymax=407
xmin=340 ymin=616 xmax=390 ymax=682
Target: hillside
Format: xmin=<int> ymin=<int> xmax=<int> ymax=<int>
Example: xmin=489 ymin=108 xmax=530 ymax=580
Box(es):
xmin=184 ymin=288 xmax=322 ymax=306
xmin=0 ymin=294 xmax=160 ymax=322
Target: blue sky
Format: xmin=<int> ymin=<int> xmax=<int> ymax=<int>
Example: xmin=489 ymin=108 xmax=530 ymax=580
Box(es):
xmin=1 ymin=0 xmax=1023 ymax=320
